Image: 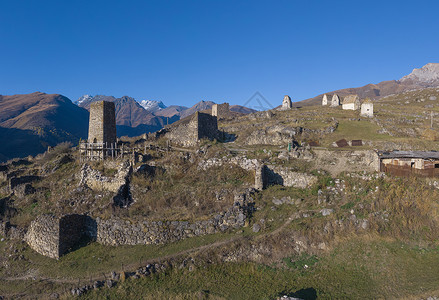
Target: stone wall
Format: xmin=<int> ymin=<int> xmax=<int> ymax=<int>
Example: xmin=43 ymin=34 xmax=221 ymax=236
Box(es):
xmin=97 ymin=198 xmax=249 ymax=246
xmin=88 ymin=101 xmax=117 ymax=144
xmin=198 ymin=156 xmax=316 ymax=190
xmin=25 ymin=214 xmax=60 ymax=259
xmin=78 ymin=161 xmax=132 ymax=193
xmin=313 ymin=150 xmax=380 ymax=175
xmin=265 ymin=166 xmax=317 ymax=188
xmin=25 ymin=191 xmax=254 ymax=257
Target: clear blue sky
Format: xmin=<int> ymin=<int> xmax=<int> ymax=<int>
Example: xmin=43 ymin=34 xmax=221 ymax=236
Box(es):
xmin=1 ymin=0 xmax=439 ymax=108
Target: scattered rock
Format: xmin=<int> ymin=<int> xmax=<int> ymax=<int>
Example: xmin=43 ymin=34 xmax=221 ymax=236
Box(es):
xmin=320 ymin=208 xmax=334 ymax=216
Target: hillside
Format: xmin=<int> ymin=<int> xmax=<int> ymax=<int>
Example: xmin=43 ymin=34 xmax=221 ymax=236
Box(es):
xmin=4 ymin=95 xmax=439 ymax=298
xmin=0 ymin=92 xmax=88 ymax=161
xmin=295 ymin=63 xmax=439 ymax=107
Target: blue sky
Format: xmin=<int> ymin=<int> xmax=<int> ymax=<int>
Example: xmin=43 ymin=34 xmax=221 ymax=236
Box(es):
xmin=1 ymin=0 xmax=439 ymax=108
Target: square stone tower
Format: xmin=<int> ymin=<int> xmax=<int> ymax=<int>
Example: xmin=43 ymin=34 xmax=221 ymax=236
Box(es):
xmin=212 ymin=103 xmax=230 ymax=118
xmin=88 ymin=101 xmax=117 ymax=144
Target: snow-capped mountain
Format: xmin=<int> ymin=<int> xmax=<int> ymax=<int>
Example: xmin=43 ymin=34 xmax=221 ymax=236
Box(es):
xmin=139 ymin=100 xmax=167 ymax=112
xmin=75 ymin=94 xmax=93 ymax=105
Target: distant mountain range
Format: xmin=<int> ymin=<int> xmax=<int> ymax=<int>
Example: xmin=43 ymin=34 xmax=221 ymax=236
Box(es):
xmin=294 ymin=63 xmax=439 ymax=107
xmin=74 ymin=95 xmax=256 ymax=137
xmin=0 ymin=92 xmax=255 ymax=161
xmin=0 ymin=92 xmax=88 ymax=161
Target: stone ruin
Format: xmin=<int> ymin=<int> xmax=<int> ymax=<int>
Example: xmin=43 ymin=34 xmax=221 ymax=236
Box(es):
xmin=360 ymin=99 xmax=374 ymax=117
xmin=281 ymin=95 xmax=292 ymax=109
xmin=81 ymin=101 xmax=118 ymax=160
xmin=212 ymin=103 xmax=230 ymax=119
xmin=330 ymin=94 xmax=340 ymax=107
xmin=165 ymin=112 xmax=219 ymax=147
xmin=322 ymin=94 xmax=328 ymax=106
xmin=25 ymin=214 xmax=96 ymax=259
xmin=24 ymin=194 xmax=253 ymax=258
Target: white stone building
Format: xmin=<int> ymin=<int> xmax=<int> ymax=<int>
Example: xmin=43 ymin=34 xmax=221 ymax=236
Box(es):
xmin=282 ymin=95 xmax=292 ymax=109
xmin=342 ymin=95 xmax=361 ymax=110
xmin=322 ymin=94 xmax=328 ymax=106
xmin=330 ymin=94 xmax=340 ymax=107
xmin=360 ymin=99 xmax=374 ymax=117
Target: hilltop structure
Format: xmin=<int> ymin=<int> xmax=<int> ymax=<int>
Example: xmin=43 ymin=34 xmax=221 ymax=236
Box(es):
xmin=281 ymin=95 xmax=292 ymax=109
xmin=342 ymin=95 xmax=361 ymax=110
xmin=81 ymin=101 xmax=118 ymax=160
xmin=212 ymin=103 xmax=230 ymax=119
xmin=360 ymin=99 xmax=374 ymax=117
xmin=165 ymin=112 xmax=218 ymax=147
xmin=330 ymin=94 xmax=341 ymax=107
xmin=322 ymin=94 xmax=328 ymax=106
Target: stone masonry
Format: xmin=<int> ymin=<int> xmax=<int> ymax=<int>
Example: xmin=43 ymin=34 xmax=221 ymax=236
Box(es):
xmin=88 ymin=101 xmax=117 ymax=145
xmin=166 ymin=112 xmax=219 ymax=147
xmin=25 ymin=214 xmax=96 ymax=259
xmin=25 ymin=191 xmax=254 ymax=257
xmin=212 ymin=103 xmax=230 ymax=119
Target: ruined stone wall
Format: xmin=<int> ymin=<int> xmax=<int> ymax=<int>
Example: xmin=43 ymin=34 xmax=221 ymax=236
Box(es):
xmin=88 ymin=101 xmax=117 ymax=144
xmin=78 ymin=162 xmax=132 ymax=193
xmin=96 ymin=202 xmax=246 ymax=246
xmin=25 ymin=192 xmax=254 ymax=258
xmin=313 ymin=150 xmax=380 ymax=175
xmin=25 ymin=214 xmax=60 ymax=259
xmin=212 ymin=103 xmax=230 ymax=119
xmin=265 ymin=166 xmax=317 ymax=188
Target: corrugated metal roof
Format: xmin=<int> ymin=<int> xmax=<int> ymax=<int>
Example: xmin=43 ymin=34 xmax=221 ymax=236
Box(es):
xmin=378 ymin=151 xmax=439 ymax=159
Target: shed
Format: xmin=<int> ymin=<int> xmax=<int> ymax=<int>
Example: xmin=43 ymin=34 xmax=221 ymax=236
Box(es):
xmin=335 ymin=139 xmax=349 ymax=147
xmin=378 ymin=151 xmax=439 ymax=177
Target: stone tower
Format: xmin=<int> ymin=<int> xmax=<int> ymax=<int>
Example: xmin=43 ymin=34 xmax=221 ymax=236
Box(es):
xmin=322 ymin=94 xmax=328 ymax=106
xmin=212 ymin=103 xmax=230 ymax=119
xmin=88 ymin=101 xmax=117 ymax=145
xmin=282 ymin=95 xmax=292 ymax=109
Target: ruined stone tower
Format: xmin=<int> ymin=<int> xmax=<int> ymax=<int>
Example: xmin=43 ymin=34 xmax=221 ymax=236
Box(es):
xmin=212 ymin=103 xmax=230 ymax=119
xmin=88 ymin=101 xmax=117 ymax=145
